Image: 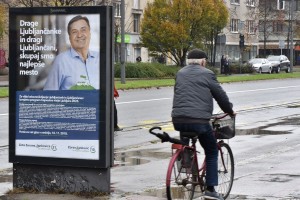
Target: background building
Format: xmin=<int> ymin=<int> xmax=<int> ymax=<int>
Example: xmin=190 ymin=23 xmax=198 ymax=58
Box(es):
xmin=113 ymin=0 xmax=153 ymax=63
xmin=216 ymin=0 xmax=260 ymax=65
xmin=257 ymin=0 xmax=300 ymax=65
xmin=1 ymin=0 xmax=299 ymax=66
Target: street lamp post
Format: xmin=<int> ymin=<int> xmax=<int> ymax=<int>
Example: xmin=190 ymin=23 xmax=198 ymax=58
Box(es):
xmin=120 ymin=0 xmax=126 ymax=83
xmin=239 ymin=21 xmax=245 ymax=74
xmin=289 ymin=0 xmax=294 ymax=72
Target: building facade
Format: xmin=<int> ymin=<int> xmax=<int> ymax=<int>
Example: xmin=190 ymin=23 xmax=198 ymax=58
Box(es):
xmin=113 ymin=0 xmax=153 ymax=63
xmin=1 ymin=0 xmax=299 ymax=66
xmin=114 ymin=0 xmax=300 ymax=66
xmin=113 ymin=0 xmax=261 ymax=65
xmin=257 ymin=0 xmax=300 ymax=65
xmin=215 ymin=0 xmax=260 ymax=64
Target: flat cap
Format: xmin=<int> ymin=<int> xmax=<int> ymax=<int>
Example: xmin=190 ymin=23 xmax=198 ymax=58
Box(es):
xmin=187 ymin=49 xmax=208 ymax=59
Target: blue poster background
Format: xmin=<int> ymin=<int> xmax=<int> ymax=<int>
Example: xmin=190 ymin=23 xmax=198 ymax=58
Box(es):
xmin=16 ymin=90 xmax=100 ymax=140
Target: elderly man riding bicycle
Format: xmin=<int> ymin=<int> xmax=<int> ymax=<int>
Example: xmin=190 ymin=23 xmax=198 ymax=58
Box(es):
xmin=171 ymin=49 xmax=235 ymax=200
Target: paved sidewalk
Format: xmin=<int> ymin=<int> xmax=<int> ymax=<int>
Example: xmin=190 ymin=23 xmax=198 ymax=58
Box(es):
xmin=0 ymin=193 xmax=165 ymax=200
xmin=0 ymin=74 xmax=8 ymax=87
xmin=0 ymin=72 xmax=165 ymax=200
xmin=1 ymin=66 xmax=299 ymax=200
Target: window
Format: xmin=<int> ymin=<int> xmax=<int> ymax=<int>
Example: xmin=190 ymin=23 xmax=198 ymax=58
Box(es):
xmin=133 ymin=14 xmax=140 ymax=33
xmin=258 ymin=22 xmax=270 ymax=32
xmin=277 ymin=0 xmax=285 ymax=10
xmin=231 ymin=0 xmax=240 ymax=4
xmin=114 ymin=2 xmax=121 ymax=17
xmin=296 ymin=0 xmax=300 ymax=11
xmin=133 ymin=0 xmax=140 ymax=9
xmin=231 ymin=19 xmax=240 ymax=32
xmin=247 ymin=20 xmax=255 ymax=34
xmin=273 ymin=21 xmax=284 ymax=32
xmin=246 ymin=0 xmax=255 ymax=6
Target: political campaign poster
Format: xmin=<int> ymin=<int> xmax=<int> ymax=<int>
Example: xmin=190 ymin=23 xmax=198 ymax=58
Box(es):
xmin=9 ymin=6 xmax=114 ymax=168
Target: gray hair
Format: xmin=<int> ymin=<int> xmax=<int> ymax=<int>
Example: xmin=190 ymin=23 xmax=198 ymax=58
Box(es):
xmin=187 ymin=58 xmax=206 ymax=65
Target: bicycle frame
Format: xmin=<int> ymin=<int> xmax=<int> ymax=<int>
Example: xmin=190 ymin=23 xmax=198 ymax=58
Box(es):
xmin=166 ymin=140 xmax=229 ymax=192
xmin=166 ymin=142 xmax=206 ymax=189
xmin=149 ymin=113 xmax=235 ymax=199
xmin=166 ymin=144 xmax=183 ymax=187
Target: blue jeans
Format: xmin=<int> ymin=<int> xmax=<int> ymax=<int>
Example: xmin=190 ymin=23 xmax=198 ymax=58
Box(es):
xmin=173 ymin=123 xmax=218 ymax=186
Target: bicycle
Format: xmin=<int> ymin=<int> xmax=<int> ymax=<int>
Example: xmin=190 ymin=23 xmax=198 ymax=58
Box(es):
xmin=149 ymin=113 xmax=235 ymax=200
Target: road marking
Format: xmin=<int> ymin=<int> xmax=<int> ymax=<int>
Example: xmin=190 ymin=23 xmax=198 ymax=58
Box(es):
xmin=236 ymin=145 xmax=297 ymax=167
xmin=116 ymin=85 xmax=300 ymax=105
xmin=1 ymin=85 xmax=299 ymax=117
xmin=227 ymin=85 xmax=299 ymax=94
xmin=117 ymin=97 xmax=171 ymax=105
xmin=118 ymin=101 xmax=300 ymax=129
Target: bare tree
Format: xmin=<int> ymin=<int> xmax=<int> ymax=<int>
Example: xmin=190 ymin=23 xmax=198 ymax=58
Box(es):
xmin=203 ymin=0 xmax=229 ymax=66
xmin=0 ymin=4 xmax=6 ymax=38
xmin=1 ymin=0 xmax=52 ymax=7
xmin=0 ymin=0 xmax=98 ymax=7
xmin=52 ymin=0 xmax=93 ymax=6
xmin=258 ymin=0 xmax=286 ymax=57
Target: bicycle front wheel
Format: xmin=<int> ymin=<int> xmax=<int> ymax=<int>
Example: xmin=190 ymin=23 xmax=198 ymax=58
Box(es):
xmin=166 ymin=150 xmax=198 ymax=200
xmin=216 ymin=142 xmax=234 ymax=199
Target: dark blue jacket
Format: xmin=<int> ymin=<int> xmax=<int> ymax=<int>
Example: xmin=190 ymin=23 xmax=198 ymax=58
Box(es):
xmin=172 ymin=64 xmax=233 ymax=120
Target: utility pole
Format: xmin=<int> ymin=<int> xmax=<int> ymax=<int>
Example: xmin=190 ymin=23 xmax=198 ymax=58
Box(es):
xmin=120 ymin=0 xmax=126 ymax=83
xmin=290 ymin=0 xmax=294 ymax=72
xmin=239 ymin=21 xmax=245 ymax=74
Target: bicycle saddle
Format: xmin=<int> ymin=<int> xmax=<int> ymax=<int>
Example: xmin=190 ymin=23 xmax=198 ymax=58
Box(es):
xmin=180 ymin=132 xmax=198 ymax=138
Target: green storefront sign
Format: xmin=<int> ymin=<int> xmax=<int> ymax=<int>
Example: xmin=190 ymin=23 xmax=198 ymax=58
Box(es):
xmin=116 ymin=34 xmax=130 ymax=43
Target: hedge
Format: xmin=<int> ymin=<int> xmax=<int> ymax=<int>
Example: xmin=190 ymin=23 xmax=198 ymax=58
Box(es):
xmin=114 ymin=62 xmax=253 ymax=78
xmin=114 ymin=62 xmax=180 ymax=78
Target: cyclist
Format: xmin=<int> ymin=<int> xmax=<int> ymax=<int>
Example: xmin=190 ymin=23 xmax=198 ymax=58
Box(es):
xmin=171 ymin=49 xmax=235 ymax=200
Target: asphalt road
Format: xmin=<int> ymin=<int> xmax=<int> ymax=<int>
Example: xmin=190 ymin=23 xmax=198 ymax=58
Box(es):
xmin=115 ymin=78 xmax=300 ymax=129
xmin=1 ymin=78 xmax=300 ymax=199
xmin=113 ymin=78 xmax=300 ymax=199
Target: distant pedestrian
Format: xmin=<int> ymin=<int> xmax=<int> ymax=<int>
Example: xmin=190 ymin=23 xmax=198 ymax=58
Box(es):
xmin=220 ymin=55 xmax=225 ymax=74
xmin=114 ymin=85 xmax=122 ymax=131
xmin=136 ymin=56 xmax=141 ymax=62
xmin=224 ymin=55 xmax=230 ymax=75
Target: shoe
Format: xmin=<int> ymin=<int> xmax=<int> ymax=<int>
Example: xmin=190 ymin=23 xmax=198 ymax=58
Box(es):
xmin=203 ymin=190 xmax=224 ymax=200
xmin=114 ymin=126 xmax=123 ymax=131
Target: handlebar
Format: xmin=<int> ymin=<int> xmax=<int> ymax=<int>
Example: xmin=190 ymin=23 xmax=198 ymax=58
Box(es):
xmin=212 ymin=113 xmax=236 ymax=121
xmin=149 ymin=113 xmax=235 ymax=144
xmin=149 ymin=127 xmax=186 ymax=145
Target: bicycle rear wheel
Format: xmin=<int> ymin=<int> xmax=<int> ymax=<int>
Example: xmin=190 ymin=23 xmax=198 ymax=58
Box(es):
xmin=216 ymin=142 xmax=234 ymax=199
xmin=166 ymin=150 xmax=198 ymax=200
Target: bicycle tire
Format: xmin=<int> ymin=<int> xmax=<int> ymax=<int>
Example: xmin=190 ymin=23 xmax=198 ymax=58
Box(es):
xmin=216 ymin=142 xmax=234 ymax=199
xmin=166 ymin=149 xmax=198 ymax=200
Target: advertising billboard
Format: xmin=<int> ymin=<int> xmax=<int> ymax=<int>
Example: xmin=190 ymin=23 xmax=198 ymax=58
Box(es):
xmin=9 ymin=6 xmax=113 ymax=168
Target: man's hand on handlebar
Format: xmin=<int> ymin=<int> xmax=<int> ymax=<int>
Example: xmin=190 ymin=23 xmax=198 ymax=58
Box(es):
xmin=230 ymin=112 xmax=236 ymax=118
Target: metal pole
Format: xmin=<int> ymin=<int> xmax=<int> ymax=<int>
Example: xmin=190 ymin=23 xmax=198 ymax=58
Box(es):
xmin=120 ymin=0 xmax=126 ymax=83
xmin=290 ymin=0 xmax=294 ymax=72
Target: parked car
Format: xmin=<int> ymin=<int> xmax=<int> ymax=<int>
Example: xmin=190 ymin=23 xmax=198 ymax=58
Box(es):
xmin=248 ymin=58 xmax=273 ymax=74
xmin=267 ymin=55 xmax=291 ymax=73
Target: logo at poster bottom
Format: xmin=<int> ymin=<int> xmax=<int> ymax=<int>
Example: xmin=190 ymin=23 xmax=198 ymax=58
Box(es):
xmin=90 ymin=146 xmax=96 ymax=153
xmin=51 ymin=144 xmax=57 ymax=151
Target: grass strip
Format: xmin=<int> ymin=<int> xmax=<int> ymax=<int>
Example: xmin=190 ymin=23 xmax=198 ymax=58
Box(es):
xmin=115 ymin=79 xmax=175 ymax=90
xmin=116 ymin=72 xmax=300 ymax=89
xmin=0 ymin=87 xmax=8 ymax=98
xmin=1 ymin=72 xmax=300 ymax=97
xmin=217 ymin=72 xmax=300 ymax=83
